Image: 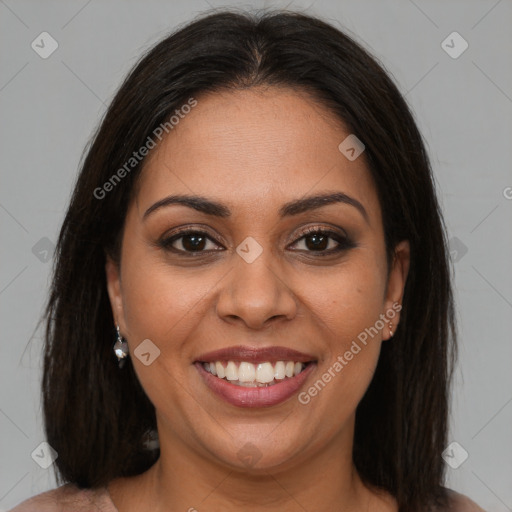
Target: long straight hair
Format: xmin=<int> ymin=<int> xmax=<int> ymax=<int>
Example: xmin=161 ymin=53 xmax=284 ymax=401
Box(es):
xmin=42 ymin=9 xmax=456 ymax=512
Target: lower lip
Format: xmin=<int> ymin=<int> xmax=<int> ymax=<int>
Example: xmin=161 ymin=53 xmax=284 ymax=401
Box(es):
xmin=195 ymin=362 xmax=316 ymax=408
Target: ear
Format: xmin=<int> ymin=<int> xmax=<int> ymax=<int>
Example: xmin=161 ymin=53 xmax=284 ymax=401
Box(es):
xmin=383 ymin=240 xmax=410 ymax=340
xmin=105 ymin=254 xmax=126 ymax=334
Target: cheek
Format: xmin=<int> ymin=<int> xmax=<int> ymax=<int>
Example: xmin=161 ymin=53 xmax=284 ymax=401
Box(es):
xmin=297 ymin=257 xmax=386 ymax=409
xmin=117 ymin=251 xmax=212 ymax=414
xmin=301 ymin=256 xmax=387 ymax=339
xmin=119 ymin=245 xmax=215 ymax=362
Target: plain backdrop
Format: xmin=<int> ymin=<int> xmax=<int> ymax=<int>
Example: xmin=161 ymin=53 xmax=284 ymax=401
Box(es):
xmin=1 ymin=0 xmax=511 ymax=510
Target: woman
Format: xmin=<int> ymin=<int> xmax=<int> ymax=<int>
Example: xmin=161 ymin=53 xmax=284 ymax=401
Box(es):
xmin=10 ymin=8 xmax=485 ymax=512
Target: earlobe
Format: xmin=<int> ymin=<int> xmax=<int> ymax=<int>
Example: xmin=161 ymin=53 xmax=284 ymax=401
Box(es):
xmin=105 ymin=255 xmax=125 ymax=330
xmin=383 ymin=240 xmax=410 ymax=339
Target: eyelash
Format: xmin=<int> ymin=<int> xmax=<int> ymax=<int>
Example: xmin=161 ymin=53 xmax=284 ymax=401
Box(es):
xmin=157 ymin=225 xmax=355 ymax=257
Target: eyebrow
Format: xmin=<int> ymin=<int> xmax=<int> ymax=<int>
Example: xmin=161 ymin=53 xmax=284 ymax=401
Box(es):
xmin=143 ymin=191 xmax=369 ymax=224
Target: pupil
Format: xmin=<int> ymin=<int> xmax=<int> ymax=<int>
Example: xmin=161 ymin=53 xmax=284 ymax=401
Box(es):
xmin=306 ymin=233 xmax=327 ymax=251
xmin=183 ymin=234 xmax=205 ymax=251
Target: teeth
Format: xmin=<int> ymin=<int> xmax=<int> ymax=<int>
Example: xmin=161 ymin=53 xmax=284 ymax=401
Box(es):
xmin=202 ymin=360 xmax=308 ymax=386
xmin=238 ymin=362 xmax=256 ymax=382
xmin=225 ymin=361 xmax=238 ymax=381
xmin=215 ymin=361 xmax=225 ymax=378
xmin=257 ymin=362 xmax=275 ymax=383
xmin=274 ymin=361 xmax=285 ymax=380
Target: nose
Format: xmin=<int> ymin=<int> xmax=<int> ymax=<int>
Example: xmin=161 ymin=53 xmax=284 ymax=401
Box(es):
xmin=215 ymin=247 xmax=298 ymax=330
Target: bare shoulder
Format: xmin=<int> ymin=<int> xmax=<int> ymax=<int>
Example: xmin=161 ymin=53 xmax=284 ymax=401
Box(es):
xmin=8 ymin=484 xmax=84 ymax=511
xmin=441 ymin=489 xmax=487 ymax=512
xmin=8 ymin=483 xmax=113 ymax=512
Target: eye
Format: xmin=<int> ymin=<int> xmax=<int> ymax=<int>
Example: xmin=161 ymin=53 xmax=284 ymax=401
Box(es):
xmin=159 ymin=229 xmax=223 ymax=254
xmin=158 ymin=226 xmax=355 ymax=257
xmin=289 ymin=227 xmax=354 ymax=255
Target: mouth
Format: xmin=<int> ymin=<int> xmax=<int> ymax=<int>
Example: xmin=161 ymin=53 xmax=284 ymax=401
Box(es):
xmin=194 ymin=345 xmax=317 ymax=407
xmin=199 ymin=360 xmax=314 ymax=387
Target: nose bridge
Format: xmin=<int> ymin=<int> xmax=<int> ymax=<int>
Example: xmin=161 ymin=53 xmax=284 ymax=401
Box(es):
xmin=216 ymin=239 xmax=297 ymax=328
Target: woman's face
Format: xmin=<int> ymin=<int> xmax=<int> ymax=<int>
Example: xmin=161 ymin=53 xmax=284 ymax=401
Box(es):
xmin=106 ymin=86 xmax=409 ymax=472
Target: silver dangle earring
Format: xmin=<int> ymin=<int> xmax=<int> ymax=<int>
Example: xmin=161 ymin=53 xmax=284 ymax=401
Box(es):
xmin=389 ymin=323 xmax=394 ymax=338
xmin=113 ymin=324 xmax=129 ymax=368
xmin=142 ymin=428 xmax=160 ymax=451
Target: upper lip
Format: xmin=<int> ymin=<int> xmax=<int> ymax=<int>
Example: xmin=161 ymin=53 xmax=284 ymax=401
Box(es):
xmin=195 ymin=345 xmax=316 ymax=363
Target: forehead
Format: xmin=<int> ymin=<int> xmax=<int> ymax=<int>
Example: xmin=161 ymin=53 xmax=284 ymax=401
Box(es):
xmin=133 ymin=87 xmax=380 ymax=222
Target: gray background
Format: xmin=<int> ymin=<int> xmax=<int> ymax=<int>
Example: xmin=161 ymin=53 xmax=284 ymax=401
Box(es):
xmin=1 ymin=0 xmax=511 ymax=510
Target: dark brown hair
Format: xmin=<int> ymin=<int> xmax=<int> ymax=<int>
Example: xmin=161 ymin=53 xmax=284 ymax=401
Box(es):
xmin=42 ymin=8 xmax=456 ymax=512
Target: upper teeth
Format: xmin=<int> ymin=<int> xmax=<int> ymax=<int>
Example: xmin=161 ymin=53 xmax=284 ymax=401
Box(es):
xmin=203 ymin=361 xmax=306 ymax=384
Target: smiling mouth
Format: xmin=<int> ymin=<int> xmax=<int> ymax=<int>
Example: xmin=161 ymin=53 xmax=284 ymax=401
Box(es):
xmin=200 ymin=360 xmax=315 ymax=387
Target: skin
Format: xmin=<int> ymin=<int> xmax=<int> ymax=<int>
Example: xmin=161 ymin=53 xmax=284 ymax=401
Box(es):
xmin=105 ymin=86 xmax=410 ymax=512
